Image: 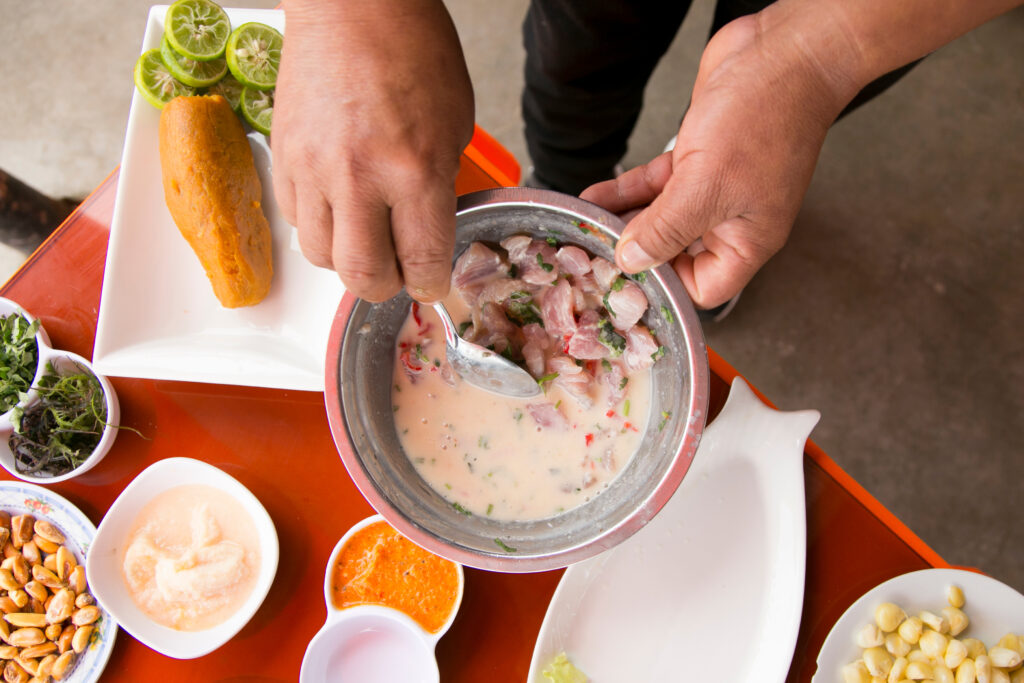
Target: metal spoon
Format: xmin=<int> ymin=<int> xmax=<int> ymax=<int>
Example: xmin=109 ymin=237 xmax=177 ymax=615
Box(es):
xmin=431 ymin=302 xmax=541 ymax=398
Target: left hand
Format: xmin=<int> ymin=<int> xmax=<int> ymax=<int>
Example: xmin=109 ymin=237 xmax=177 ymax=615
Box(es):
xmin=581 ymin=9 xmax=858 ymax=309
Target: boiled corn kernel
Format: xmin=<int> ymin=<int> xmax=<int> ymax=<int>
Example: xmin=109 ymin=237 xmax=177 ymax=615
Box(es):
xmin=1009 ymin=668 xmax=1024 ymax=683
xmin=858 ymin=623 xmax=886 ymax=648
xmin=908 ymin=648 xmax=931 ymax=663
xmin=907 ymin=660 xmax=934 ymax=679
xmin=843 ymin=661 xmax=872 ymax=683
xmin=900 ymin=617 xmax=926 ymax=644
xmin=963 ymin=639 xmax=988 ymax=659
xmin=887 ymin=632 xmax=912 ymax=658
xmin=988 ymin=647 xmax=1023 ymax=670
xmin=957 ymin=659 xmax=977 ymax=683
xmin=948 ymin=585 xmax=966 ymax=609
xmin=922 ymin=630 xmax=951 ymax=659
xmin=889 ymin=656 xmax=910 ymax=683
xmin=946 ymin=639 xmax=969 ymax=669
xmin=921 ymin=610 xmax=951 ymax=634
xmin=976 ymin=654 xmax=992 ymax=683
xmin=877 ymin=603 xmax=907 ymax=633
xmin=993 ymin=669 xmax=1010 ymax=683
xmin=934 ymin=663 xmax=956 ymax=683
xmin=864 ymin=647 xmax=894 ymax=677
xmin=997 ymin=633 xmax=1022 ymax=654
xmin=943 ymin=607 xmax=970 ymax=637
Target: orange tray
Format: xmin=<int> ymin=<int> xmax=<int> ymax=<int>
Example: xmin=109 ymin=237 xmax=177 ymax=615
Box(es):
xmin=0 ymin=140 xmax=945 ymax=681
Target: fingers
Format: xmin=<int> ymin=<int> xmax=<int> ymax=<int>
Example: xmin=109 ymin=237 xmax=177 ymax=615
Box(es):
xmin=579 ymin=152 xmax=673 ymax=214
xmin=330 ymin=189 xmax=403 ymax=303
xmin=293 ymin=186 xmax=334 ymax=270
xmin=390 ymin=179 xmax=455 ymax=303
xmin=671 ymin=217 xmax=776 ymax=308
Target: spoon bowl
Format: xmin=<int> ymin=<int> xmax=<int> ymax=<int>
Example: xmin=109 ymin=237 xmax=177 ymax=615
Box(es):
xmin=431 ymin=302 xmax=541 ymax=398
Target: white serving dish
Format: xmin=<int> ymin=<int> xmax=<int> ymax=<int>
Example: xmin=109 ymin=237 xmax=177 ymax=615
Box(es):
xmin=0 ymin=297 xmax=120 ymax=483
xmin=528 ymin=377 xmax=820 ymax=682
xmin=300 ymin=514 xmax=464 ymax=683
xmin=93 ymin=6 xmax=345 ymax=391
xmin=86 ymin=457 xmax=279 ymax=659
xmin=0 ymin=481 xmax=118 ymax=681
xmin=812 ymin=568 xmax=1024 ymax=682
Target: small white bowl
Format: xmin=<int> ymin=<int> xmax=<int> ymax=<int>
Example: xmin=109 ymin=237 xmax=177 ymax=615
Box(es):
xmin=86 ymin=457 xmax=280 ymax=659
xmin=300 ymin=514 xmax=464 ymax=683
xmin=0 ymin=297 xmax=52 ymax=432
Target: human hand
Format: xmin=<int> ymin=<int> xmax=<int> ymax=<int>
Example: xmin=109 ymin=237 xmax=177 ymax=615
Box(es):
xmin=272 ymin=0 xmax=474 ymax=302
xmin=581 ymin=9 xmax=859 ymax=309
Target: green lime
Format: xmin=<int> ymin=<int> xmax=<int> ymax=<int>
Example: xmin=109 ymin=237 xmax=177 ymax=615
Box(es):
xmin=164 ymin=0 xmax=231 ymax=62
xmin=160 ymin=36 xmax=227 ymax=88
xmin=225 ymin=23 xmax=282 ymax=91
xmin=134 ymin=49 xmax=196 ymax=110
xmin=240 ymin=87 xmax=273 ymax=135
xmin=205 ymin=72 xmax=244 ymax=112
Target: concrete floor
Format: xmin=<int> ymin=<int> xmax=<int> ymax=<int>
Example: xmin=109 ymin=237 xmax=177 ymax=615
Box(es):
xmin=1 ymin=0 xmax=1021 ymax=598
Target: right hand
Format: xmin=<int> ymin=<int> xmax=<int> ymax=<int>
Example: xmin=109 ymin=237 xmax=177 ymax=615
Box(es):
xmin=273 ymin=0 xmax=474 ymax=303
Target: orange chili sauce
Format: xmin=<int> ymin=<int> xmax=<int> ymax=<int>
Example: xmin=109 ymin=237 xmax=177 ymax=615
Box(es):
xmin=330 ymin=520 xmax=459 ymax=634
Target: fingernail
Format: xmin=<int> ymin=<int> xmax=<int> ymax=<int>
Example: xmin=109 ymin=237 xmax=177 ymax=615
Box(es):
xmin=619 ymin=239 xmax=655 ymax=272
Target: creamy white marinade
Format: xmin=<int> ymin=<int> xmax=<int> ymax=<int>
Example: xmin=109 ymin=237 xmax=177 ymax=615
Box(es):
xmin=392 ymin=236 xmax=663 ymax=521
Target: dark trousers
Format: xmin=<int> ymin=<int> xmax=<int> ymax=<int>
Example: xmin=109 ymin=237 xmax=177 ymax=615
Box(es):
xmin=522 ymin=0 xmax=918 ymax=194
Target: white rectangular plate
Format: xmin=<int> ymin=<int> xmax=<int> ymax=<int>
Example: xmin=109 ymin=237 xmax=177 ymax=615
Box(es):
xmin=93 ymin=6 xmax=345 ymax=391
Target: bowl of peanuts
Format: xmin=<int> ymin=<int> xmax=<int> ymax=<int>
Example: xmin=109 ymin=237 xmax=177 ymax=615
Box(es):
xmin=0 ymin=480 xmax=115 ymax=682
xmin=813 ymin=568 xmax=1024 ymax=683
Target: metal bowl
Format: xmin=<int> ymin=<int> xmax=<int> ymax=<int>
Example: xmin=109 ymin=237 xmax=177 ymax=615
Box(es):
xmin=324 ymin=188 xmax=709 ymax=572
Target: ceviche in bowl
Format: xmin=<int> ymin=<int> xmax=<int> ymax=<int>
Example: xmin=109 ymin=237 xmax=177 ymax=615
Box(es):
xmin=325 ymin=187 xmax=709 ymax=572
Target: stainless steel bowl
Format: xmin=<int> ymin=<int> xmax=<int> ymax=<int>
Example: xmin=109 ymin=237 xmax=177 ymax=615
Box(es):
xmin=324 ymin=188 xmax=709 ymax=572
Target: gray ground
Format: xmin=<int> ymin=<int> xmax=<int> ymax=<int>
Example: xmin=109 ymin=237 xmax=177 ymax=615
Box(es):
xmin=1 ymin=1 xmax=1021 ymax=591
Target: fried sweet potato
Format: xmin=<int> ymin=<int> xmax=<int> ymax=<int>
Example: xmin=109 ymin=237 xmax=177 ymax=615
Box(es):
xmin=159 ymin=95 xmax=273 ymax=308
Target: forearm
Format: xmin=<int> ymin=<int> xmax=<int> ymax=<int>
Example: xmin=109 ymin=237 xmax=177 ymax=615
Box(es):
xmin=756 ymin=0 xmax=1023 ymax=111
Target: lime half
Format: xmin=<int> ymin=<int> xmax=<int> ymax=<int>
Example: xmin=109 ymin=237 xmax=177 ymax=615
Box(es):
xmin=165 ymin=0 xmax=231 ymax=62
xmin=226 ymin=23 xmax=282 ymax=91
xmin=134 ymin=49 xmax=196 ymax=110
xmin=160 ymin=36 xmax=227 ymax=88
xmin=240 ymin=87 xmax=274 ymax=135
xmin=206 ymin=72 xmax=244 ymax=112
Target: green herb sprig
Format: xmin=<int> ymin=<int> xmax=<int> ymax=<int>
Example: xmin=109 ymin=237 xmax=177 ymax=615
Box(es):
xmin=0 ymin=314 xmax=40 ymax=414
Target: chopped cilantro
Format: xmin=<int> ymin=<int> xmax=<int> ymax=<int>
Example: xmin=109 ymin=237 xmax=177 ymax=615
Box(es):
xmin=513 ymin=408 xmax=524 ymax=422
xmin=619 ymin=377 xmax=629 ymax=390
xmin=545 ymin=236 xmax=558 ymax=247
xmin=452 ymin=502 xmax=472 ymax=516
xmin=414 ymin=344 xmax=428 ymax=363
xmin=507 ymin=291 xmax=543 ymax=326
xmin=597 ymin=319 xmax=626 ymax=356
xmin=624 ymin=399 xmax=631 ymax=417
xmin=658 ymin=410 xmax=672 ymax=431
xmin=602 ymin=292 xmax=616 ymax=317
xmin=601 ymin=358 xmax=612 ymax=372
xmin=457 ymin=321 xmax=472 ymax=336
xmin=537 ymin=372 xmax=559 ymax=389
xmin=660 ymin=305 xmax=675 ymax=324
xmin=494 ymin=538 xmax=518 ymax=553
xmin=536 ymin=253 xmax=554 ymax=273
xmin=478 ymin=436 xmax=489 ymax=449
xmin=508 ymin=263 xmax=518 ymax=278
xmin=433 ymin=358 xmax=441 ymax=367
xmin=630 ymin=271 xmax=647 ymax=283
xmin=651 ymin=345 xmax=667 ymax=362
xmin=610 ymin=277 xmax=625 ymax=291
xmin=486 ymin=503 xmax=494 ymax=516
xmin=554 ymin=399 xmax=562 ymax=409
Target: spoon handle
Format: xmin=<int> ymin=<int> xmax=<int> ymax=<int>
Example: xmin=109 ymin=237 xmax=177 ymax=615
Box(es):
xmin=431 ymin=302 xmax=460 ymax=348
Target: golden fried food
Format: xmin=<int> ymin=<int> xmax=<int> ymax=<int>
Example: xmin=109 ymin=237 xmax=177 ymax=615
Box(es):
xmin=158 ymin=94 xmax=273 ymax=308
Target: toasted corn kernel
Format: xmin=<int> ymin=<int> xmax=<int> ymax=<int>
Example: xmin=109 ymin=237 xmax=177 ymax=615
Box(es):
xmin=943 ymin=607 xmax=970 ymax=637
xmin=988 ymin=647 xmax=1023 ymax=669
xmin=70 ymin=606 xmax=98 ymax=628
xmin=921 ymin=610 xmax=950 ymax=634
xmin=0 ymin=571 xmax=19 ymax=593
xmin=922 ymin=630 xmax=951 ymax=659
xmin=27 ymin=599 xmax=44 ymax=616
xmin=30 ymin=522 xmax=63 ymax=548
xmin=71 ymin=625 xmax=92 ymax=654
xmin=7 ymin=593 xmax=26 ymax=611
xmin=864 ymin=647 xmax=894 ymax=677
xmin=29 ymin=567 xmax=61 ymax=592
xmin=843 ymin=661 xmax=872 ymax=683
xmin=50 ymin=651 xmax=74 ymax=681
xmin=0 ymin=600 xmax=17 ymax=616
xmin=3 ymin=614 xmax=45 ymax=629
xmin=947 ymin=639 xmax=969 ymax=669
xmin=886 ymin=632 xmax=912 ymax=658
xmin=21 ymin=584 xmax=45 ymax=605
xmin=7 ymin=628 xmax=44 ymax=648
xmin=31 ymin=536 xmax=58 ymax=557
xmin=66 ymin=567 xmax=85 ymax=596
xmin=3 ymin=660 xmax=28 ymax=683
xmin=947 ymin=585 xmax=966 ymax=609
xmin=44 ymin=591 xmax=73 ymax=626
xmin=975 ymin=654 xmax=992 ymax=683
xmin=35 ymin=654 xmax=56 ymax=680
xmin=9 ymin=517 xmax=33 ymax=547
xmin=55 ymin=627 xmax=72 ymax=655
xmin=53 ymin=548 xmax=74 ymax=584
xmin=19 ymin=543 xmax=38 ymax=567
xmin=888 ymin=656 xmax=909 ymax=683
xmin=2 ymin=545 xmax=16 ymax=561
xmin=0 ymin=531 xmax=9 ymax=551
xmin=9 ymin=558 xmax=28 ymax=589
xmin=11 ymin=658 xmax=35 ymax=677
xmin=19 ymin=642 xmax=55 ymax=661
xmin=0 ymin=619 xmax=9 ymax=644
xmin=0 ymin=648 xmax=13 ymax=661
xmin=876 ymin=603 xmax=907 ymax=633
xmin=907 ymin=661 xmax=934 ymax=680
xmin=72 ymin=594 xmax=92 ymax=610
xmin=43 ymin=624 xmax=60 ymax=642
xmin=41 ymin=555 xmax=56 ymax=576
